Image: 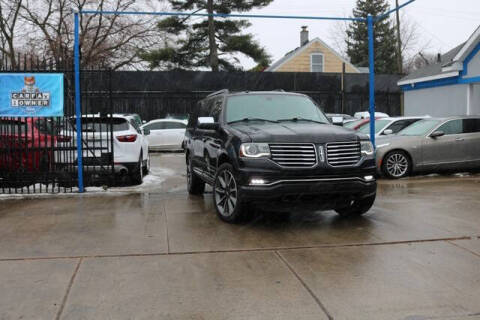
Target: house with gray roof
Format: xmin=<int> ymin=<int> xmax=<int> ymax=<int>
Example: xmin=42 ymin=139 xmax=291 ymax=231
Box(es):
xmin=399 ymin=25 xmax=480 ymax=116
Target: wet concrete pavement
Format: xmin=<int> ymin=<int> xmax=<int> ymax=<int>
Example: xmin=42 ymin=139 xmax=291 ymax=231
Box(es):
xmin=1 ymin=153 xmax=479 ymax=319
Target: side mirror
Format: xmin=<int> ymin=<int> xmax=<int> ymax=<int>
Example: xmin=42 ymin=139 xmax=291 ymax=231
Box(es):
xmin=142 ymin=120 xmax=147 ymax=124
xmin=430 ymin=130 xmax=445 ymax=138
xmin=383 ymin=129 xmax=393 ymax=135
xmin=197 ymin=117 xmax=219 ymax=130
xmin=331 ymin=116 xmax=344 ymax=126
xmin=143 ymin=128 xmax=151 ymax=136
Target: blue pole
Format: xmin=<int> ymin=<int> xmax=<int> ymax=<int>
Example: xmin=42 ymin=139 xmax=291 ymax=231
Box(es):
xmin=367 ymin=15 xmax=376 ymax=148
xmin=74 ymin=12 xmax=84 ymax=192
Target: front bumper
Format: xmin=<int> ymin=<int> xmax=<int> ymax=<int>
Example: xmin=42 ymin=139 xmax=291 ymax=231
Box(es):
xmin=240 ymin=177 xmax=376 ymax=199
xmin=235 ymin=156 xmax=377 ymax=206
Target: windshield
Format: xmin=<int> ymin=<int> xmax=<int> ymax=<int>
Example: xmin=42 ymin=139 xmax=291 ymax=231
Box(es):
xmin=358 ymin=119 xmax=391 ymax=134
xmin=225 ymin=94 xmax=329 ymax=124
xmin=398 ymin=119 xmax=441 ymax=136
xmin=344 ymin=119 xmax=363 ymax=129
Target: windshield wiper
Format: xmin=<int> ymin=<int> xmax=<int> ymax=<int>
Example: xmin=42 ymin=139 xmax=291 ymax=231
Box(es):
xmin=277 ymin=117 xmax=327 ymax=124
xmin=228 ymin=118 xmax=279 ymax=124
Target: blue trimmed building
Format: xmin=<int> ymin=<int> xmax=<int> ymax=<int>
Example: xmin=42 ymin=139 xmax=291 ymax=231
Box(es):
xmin=399 ymin=26 xmax=480 ymax=116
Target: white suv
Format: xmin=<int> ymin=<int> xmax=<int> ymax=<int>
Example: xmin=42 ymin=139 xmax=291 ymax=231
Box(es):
xmin=55 ymin=114 xmax=150 ymax=184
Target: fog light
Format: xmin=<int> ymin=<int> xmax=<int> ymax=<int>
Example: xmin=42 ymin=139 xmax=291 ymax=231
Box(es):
xmin=250 ymin=178 xmax=266 ymax=185
xmin=364 ymin=175 xmax=374 ymax=181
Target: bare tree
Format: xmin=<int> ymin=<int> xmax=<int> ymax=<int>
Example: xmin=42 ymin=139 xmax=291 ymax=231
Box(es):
xmin=0 ymin=0 xmax=22 ymax=68
xmin=329 ymin=11 xmax=431 ymax=74
xmin=20 ymin=0 xmax=162 ymax=70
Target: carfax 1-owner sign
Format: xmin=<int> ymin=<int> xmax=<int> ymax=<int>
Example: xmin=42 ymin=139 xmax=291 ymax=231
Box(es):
xmin=0 ymin=73 xmax=64 ymax=117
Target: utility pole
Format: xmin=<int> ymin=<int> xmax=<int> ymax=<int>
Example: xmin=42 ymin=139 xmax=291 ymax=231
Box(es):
xmin=395 ymin=0 xmax=403 ymax=74
xmin=395 ymin=0 xmax=404 ymax=115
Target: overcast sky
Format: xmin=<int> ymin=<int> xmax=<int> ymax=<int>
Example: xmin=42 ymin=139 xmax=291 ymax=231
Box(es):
xmin=239 ymin=0 xmax=480 ymax=68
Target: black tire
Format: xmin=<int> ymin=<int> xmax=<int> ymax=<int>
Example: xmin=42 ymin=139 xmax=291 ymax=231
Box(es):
xmin=213 ymin=163 xmax=246 ymax=223
xmin=143 ymin=154 xmax=150 ymax=176
xmin=335 ymin=194 xmax=376 ymax=217
xmin=131 ymin=154 xmax=144 ymax=185
xmin=187 ymin=155 xmax=205 ymax=195
xmin=382 ymin=150 xmax=411 ymax=179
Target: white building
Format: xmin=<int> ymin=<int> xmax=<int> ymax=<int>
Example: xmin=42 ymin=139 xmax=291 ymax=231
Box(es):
xmin=399 ymin=26 xmax=480 ymax=117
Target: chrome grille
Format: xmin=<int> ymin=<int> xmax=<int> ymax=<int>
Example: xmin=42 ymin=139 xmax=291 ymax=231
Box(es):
xmin=269 ymin=144 xmax=316 ymax=167
xmin=326 ymin=141 xmax=361 ymax=167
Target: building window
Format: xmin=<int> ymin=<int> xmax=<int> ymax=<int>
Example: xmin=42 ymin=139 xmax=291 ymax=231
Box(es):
xmin=311 ymin=53 xmax=324 ymax=72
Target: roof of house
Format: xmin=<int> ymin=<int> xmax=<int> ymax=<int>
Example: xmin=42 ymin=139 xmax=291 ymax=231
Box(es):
xmin=399 ymin=25 xmax=480 ymax=86
xmin=265 ymin=37 xmax=361 ymax=73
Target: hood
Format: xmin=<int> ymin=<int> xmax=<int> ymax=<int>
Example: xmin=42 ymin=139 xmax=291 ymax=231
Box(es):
xmin=229 ymin=121 xmax=361 ymax=143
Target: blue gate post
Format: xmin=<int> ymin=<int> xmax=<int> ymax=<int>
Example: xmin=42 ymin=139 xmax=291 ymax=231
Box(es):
xmin=74 ymin=12 xmax=84 ymax=192
xmin=367 ymin=15 xmax=376 ymax=148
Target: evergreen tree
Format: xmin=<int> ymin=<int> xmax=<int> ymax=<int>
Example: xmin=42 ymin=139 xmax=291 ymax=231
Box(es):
xmin=345 ymin=0 xmax=398 ymax=74
xmin=141 ymin=0 xmax=272 ymax=71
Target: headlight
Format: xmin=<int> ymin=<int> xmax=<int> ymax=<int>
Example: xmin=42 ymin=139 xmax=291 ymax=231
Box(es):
xmin=360 ymin=141 xmax=374 ymax=158
xmin=239 ymin=143 xmax=270 ymax=158
xmin=376 ymin=143 xmax=391 ymax=149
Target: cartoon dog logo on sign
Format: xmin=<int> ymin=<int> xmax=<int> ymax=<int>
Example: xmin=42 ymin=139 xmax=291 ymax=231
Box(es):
xmin=21 ymin=76 xmax=40 ymax=93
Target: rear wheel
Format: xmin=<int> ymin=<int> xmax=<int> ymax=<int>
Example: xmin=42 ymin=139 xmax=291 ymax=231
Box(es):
xmin=131 ymin=154 xmax=144 ymax=185
xmin=213 ymin=163 xmax=246 ymax=223
xmin=382 ymin=150 xmax=411 ymax=179
xmin=143 ymin=154 xmax=150 ymax=176
xmin=187 ymin=156 xmax=205 ymax=195
xmin=335 ymin=194 xmax=376 ymax=217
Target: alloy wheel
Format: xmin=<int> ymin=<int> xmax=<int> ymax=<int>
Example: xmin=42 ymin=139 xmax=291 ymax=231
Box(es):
xmin=215 ymin=170 xmax=238 ymax=217
xmin=386 ymin=153 xmax=409 ymax=178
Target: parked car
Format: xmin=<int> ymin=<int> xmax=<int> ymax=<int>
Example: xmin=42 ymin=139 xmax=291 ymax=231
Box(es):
xmin=56 ymin=114 xmax=150 ymax=184
xmin=141 ymin=119 xmax=187 ymax=151
xmin=326 ymin=113 xmax=355 ymax=125
xmin=357 ymin=116 xmax=428 ymax=137
xmin=344 ymin=117 xmax=383 ymax=130
xmin=376 ymin=116 xmax=480 ymax=179
xmin=0 ymin=118 xmax=57 ymax=174
xmin=184 ymin=90 xmax=377 ymax=223
xmin=354 ymin=111 xmax=389 ymax=119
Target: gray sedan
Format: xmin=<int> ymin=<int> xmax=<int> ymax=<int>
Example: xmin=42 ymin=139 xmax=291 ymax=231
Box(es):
xmin=375 ymin=116 xmax=480 ymax=179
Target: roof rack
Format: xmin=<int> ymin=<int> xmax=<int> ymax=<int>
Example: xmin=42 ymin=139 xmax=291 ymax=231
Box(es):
xmin=207 ymin=89 xmax=229 ymax=98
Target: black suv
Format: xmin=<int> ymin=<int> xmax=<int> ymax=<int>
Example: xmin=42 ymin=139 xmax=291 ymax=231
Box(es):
xmin=184 ymin=90 xmax=377 ymax=223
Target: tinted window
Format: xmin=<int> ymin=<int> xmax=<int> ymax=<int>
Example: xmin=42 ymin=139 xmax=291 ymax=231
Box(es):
xmin=398 ymin=119 xmax=442 ymax=136
xmin=437 ymin=120 xmax=463 ymax=135
xmin=225 ymin=94 xmax=328 ymax=123
xmin=34 ymin=119 xmax=59 ymax=135
xmin=385 ymin=119 xmax=419 ymax=134
xmin=164 ymin=121 xmax=186 ymax=129
xmin=463 ymin=119 xmax=480 ymax=133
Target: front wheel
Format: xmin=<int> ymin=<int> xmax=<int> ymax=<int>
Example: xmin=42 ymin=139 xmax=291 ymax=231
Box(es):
xmin=335 ymin=194 xmax=376 ymax=217
xmin=213 ymin=163 xmax=246 ymax=223
xmin=187 ymin=156 xmax=205 ymax=195
xmin=382 ymin=150 xmax=411 ymax=179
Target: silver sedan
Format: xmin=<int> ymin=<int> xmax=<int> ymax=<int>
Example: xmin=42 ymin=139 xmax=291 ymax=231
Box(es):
xmin=375 ymin=116 xmax=480 ymax=179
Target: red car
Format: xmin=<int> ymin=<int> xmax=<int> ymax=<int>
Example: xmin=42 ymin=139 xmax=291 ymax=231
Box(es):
xmin=0 ymin=118 xmax=60 ymax=175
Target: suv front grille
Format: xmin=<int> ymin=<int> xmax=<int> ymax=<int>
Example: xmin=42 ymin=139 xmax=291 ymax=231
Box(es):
xmin=326 ymin=141 xmax=361 ymax=167
xmin=269 ymin=144 xmax=317 ymax=167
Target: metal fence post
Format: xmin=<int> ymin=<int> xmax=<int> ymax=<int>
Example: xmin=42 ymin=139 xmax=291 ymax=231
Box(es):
xmin=74 ymin=12 xmax=84 ymax=192
xmin=367 ymin=15 xmax=376 ymax=148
